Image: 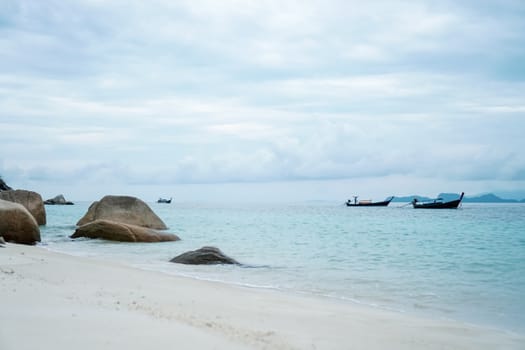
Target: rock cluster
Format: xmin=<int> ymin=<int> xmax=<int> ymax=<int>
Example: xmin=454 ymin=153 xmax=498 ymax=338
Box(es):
xmin=0 ymin=189 xmax=46 ymax=225
xmin=0 ymin=184 xmax=241 ymax=266
xmin=71 ymin=195 xmax=176 ymax=243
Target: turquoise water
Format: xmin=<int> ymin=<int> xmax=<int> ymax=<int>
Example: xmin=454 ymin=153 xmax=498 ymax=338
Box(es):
xmin=41 ymin=201 xmax=525 ymax=333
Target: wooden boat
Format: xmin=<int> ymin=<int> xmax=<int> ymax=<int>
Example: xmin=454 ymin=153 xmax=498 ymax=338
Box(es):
xmin=346 ymin=196 xmax=394 ymax=207
xmin=411 ymin=192 xmax=464 ymax=209
xmin=157 ymin=197 xmax=172 ymax=204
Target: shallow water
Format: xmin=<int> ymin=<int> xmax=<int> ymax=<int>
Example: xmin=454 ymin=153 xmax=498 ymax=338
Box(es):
xmin=41 ymin=201 xmax=525 ymax=333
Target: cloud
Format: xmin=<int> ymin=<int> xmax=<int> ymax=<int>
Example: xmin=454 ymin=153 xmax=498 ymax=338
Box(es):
xmin=1 ymin=0 xmax=525 ymax=200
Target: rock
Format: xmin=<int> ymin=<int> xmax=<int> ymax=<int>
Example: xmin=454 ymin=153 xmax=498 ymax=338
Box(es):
xmin=77 ymin=195 xmax=167 ymax=230
xmin=71 ymin=219 xmax=180 ymax=243
xmin=0 ymin=189 xmax=46 ymax=225
xmin=170 ymin=246 xmax=239 ymax=265
xmin=44 ymin=194 xmax=74 ymax=205
xmin=0 ymin=178 xmax=12 ymax=191
xmin=0 ymin=199 xmax=41 ymax=245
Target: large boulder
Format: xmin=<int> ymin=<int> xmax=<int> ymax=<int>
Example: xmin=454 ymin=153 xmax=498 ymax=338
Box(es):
xmin=0 ymin=189 xmax=46 ymax=225
xmin=77 ymin=195 xmax=167 ymax=229
xmin=0 ymin=199 xmax=41 ymax=245
xmin=71 ymin=219 xmax=179 ymax=243
xmin=170 ymin=246 xmax=239 ymax=265
xmin=44 ymin=194 xmax=74 ymax=205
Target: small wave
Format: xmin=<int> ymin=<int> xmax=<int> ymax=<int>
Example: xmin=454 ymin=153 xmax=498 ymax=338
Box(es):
xmin=239 ymin=264 xmax=275 ymax=269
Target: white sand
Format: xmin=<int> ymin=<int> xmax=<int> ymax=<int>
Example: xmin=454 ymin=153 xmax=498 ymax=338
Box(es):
xmin=1 ymin=244 xmax=523 ymax=350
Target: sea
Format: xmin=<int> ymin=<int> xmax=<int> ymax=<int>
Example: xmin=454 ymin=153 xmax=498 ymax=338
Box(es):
xmin=40 ymin=201 xmax=525 ymax=334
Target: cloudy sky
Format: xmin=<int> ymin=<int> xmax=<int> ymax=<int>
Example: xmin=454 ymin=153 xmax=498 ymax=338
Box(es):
xmin=1 ymin=0 xmax=524 ymax=202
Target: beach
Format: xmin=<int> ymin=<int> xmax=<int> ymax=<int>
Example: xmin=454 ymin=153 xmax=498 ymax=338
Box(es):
xmin=1 ymin=243 xmax=523 ymax=350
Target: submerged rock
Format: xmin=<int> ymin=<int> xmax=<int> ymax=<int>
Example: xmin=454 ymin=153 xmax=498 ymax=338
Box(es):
xmin=0 ymin=189 xmax=46 ymax=225
xmin=77 ymin=195 xmax=167 ymax=230
xmin=170 ymin=246 xmax=239 ymax=265
xmin=71 ymin=219 xmax=180 ymax=243
xmin=0 ymin=199 xmax=41 ymax=245
xmin=44 ymin=194 xmax=74 ymax=205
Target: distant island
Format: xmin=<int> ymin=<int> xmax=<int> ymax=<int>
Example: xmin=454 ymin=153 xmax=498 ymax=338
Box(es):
xmin=392 ymin=193 xmax=525 ymax=203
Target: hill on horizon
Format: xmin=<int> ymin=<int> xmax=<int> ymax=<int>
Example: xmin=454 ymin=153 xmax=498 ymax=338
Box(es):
xmin=392 ymin=193 xmax=525 ymax=203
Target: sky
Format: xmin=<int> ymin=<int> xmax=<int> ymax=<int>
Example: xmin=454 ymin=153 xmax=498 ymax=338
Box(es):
xmin=1 ymin=0 xmax=525 ymax=202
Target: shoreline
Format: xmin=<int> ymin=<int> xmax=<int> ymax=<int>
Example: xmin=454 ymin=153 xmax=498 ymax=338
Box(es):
xmin=43 ymin=241 xmax=522 ymax=336
xmin=1 ymin=243 xmax=523 ymax=350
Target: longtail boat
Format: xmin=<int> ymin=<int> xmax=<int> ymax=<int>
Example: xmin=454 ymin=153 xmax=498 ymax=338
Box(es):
xmin=346 ymin=196 xmax=394 ymax=207
xmin=157 ymin=197 xmax=172 ymax=204
xmin=412 ymin=192 xmax=464 ymax=209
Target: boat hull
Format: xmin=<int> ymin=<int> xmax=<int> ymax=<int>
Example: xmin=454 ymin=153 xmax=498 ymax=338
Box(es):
xmin=346 ymin=198 xmax=393 ymax=207
xmin=412 ymin=192 xmax=464 ymax=209
xmin=412 ymin=199 xmax=461 ymax=209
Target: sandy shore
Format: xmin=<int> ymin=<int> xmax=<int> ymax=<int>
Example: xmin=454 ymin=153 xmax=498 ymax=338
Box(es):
xmin=1 ymin=244 xmax=523 ymax=350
